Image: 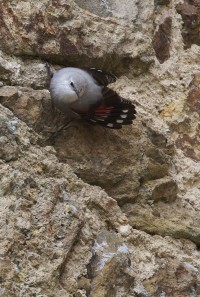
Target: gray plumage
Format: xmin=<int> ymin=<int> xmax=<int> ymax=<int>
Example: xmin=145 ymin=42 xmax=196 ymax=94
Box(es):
xmin=49 ymin=67 xmax=136 ymax=129
xmin=50 ymin=67 xmax=102 ymax=113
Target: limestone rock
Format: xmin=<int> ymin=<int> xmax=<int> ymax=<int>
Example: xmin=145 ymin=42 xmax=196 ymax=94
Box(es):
xmin=176 ymin=1 xmax=200 ymax=49
xmin=154 ymin=0 xmax=171 ymax=5
xmin=0 ymin=1 xmax=154 ymax=72
xmin=140 ymin=176 xmax=178 ymax=203
xmin=0 ymin=0 xmax=200 ymax=296
xmin=152 ymin=15 xmax=172 ymax=63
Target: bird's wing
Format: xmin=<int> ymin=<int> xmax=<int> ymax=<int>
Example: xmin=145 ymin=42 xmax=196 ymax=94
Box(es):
xmin=77 ymin=87 xmax=136 ymax=129
xmin=86 ymin=68 xmax=117 ymax=86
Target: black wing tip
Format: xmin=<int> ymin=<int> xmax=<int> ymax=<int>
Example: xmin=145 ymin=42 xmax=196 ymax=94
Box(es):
xmin=102 ymin=88 xmax=137 ymax=115
xmin=86 ymin=96 xmax=136 ymax=129
xmin=87 ymin=119 xmax=123 ymax=129
xmin=87 ymin=68 xmax=117 ymax=86
xmin=84 ymin=84 xmax=137 ymax=129
xmin=87 ymin=114 xmax=136 ymax=129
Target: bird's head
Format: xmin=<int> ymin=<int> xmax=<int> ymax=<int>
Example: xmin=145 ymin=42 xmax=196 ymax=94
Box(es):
xmin=50 ymin=71 xmax=86 ymax=106
xmin=68 ymin=74 xmax=85 ymax=100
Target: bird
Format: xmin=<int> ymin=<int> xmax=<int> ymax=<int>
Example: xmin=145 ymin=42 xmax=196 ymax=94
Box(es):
xmin=49 ymin=67 xmax=136 ymax=129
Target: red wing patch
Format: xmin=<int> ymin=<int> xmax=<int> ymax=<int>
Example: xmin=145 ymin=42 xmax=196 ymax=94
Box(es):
xmin=94 ymin=104 xmax=113 ymax=116
xmin=72 ymin=87 xmax=137 ymax=129
xmin=84 ymin=99 xmax=136 ymax=129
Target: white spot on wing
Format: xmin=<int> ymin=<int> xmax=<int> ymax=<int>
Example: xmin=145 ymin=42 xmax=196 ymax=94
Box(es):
xmin=116 ymin=120 xmax=123 ymax=123
xmin=120 ymin=114 xmax=127 ymax=118
xmin=107 ymin=123 xmax=114 ymax=127
xmin=122 ymin=109 xmax=129 ymax=112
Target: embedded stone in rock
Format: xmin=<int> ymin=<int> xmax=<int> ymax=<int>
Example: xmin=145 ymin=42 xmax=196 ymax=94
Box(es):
xmin=0 ymin=85 xmax=55 ymax=130
xmin=0 ymin=86 xmax=19 ymax=108
xmin=0 ymin=1 xmax=153 ymax=65
xmin=152 ymin=16 xmax=172 ymax=63
xmin=74 ymin=0 xmax=112 ymax=18
xmin=123 ymin=203 xmax=200 ymax=245
xmin=0 ymin=113 xmax=20 ymax=162
xmin=0 ymin=52 xmax=50 ymax=88
xmin=176 ymin=1 xmax=200 ymax=49
xmin=53 ymin=123 xmax=142 ymax=202
xmin=187 ymin=87 xmax=200 ymax=113
xmin=142 ymin=177 xmax=178 ymax=203
xmin=186 ymin=73 xmax=200 ymax=114
xmin=87 ymin=230 xmax=134 ymax=296
xmin=154 ymin=0 xmax=171 ymax=5
xmin=176 ymin=134 xmax=200 ymax=161
xmin=74 ymin=0 xmax=138 ymax=21
xmin=146 ymin=127 xmax=169 ymax=148
xmin=0 ymin=135 xmax=19 ymax=162
xmin=140 ymin=143 xmax=172 ymax=183
xmin=173 ymin=72 xmax=200 ymax=161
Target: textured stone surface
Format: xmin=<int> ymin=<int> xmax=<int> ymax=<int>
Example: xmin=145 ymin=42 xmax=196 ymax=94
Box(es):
xmin=0 ymin=1 xmax=154 ymax=73
xmin=153 ymin=15 xmax=172 ymax=63
xmin=0 ymin=0 xmax=200 ymax=296
xmin=176 ymin=0 xmax=200 ymax=49
xmin=75 ymin=0 xmax=138 ymax=21
xmin=155 ymin=0 xmax=171 ymax=5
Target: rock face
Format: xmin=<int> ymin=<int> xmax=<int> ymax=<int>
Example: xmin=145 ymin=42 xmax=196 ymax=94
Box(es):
xmin=0 ymin=0 xmax=200 ymax=296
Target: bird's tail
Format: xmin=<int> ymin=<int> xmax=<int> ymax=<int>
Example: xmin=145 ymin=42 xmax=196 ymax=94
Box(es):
xmin=84 ymin=87 xmax=136 ymax=129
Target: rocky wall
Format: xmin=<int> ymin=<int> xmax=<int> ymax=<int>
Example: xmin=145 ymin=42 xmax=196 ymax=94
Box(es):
xmin=0 ymin=0 xmax=200 ymax=296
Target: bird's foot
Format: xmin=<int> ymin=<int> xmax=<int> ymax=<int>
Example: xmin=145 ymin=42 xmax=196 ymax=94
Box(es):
xmin=45 ymin=120 xmax=74 ymax=144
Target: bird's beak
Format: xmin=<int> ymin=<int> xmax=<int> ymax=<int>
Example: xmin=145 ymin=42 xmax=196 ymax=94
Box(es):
xmin=73 ymin=87 xmax=79 ymax=97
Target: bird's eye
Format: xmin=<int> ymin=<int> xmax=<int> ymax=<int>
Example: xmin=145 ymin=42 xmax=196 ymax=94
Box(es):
xmin=70 ymin=82 xmax=75 ymax=88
